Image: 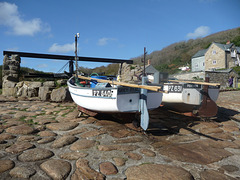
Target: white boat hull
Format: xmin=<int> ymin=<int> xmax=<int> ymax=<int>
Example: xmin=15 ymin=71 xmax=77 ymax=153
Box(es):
xmin=68 ymin=77 xmax=162 ymax=113
xmin=162 ymin=83 xmax=220 ymax=112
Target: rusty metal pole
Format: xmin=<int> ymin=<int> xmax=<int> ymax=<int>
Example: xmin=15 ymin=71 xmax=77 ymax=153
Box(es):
xmin=203 ymin=74 xmax=210 ymax=96
xmin=198 ymin=74 xmax=218 ymax=118
xmin=205 ymin=74 xmax=209 ymax=83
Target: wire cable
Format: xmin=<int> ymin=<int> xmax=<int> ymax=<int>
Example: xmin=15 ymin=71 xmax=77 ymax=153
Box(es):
xmin=57 ymin=61 xmax=69 ymax=73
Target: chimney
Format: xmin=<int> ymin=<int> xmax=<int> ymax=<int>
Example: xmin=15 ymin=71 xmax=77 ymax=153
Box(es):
xmin=147 ymin=59 xmax=151 ymax=65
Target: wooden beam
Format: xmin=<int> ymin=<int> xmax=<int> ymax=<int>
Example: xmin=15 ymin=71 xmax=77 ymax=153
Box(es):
xmin=169 ymin=80 xmax=220 ymax=86
xmin=78 ymin=75 xmax=166 ymax=93
xmin=3 ymin=51 xmax=133 ymax=64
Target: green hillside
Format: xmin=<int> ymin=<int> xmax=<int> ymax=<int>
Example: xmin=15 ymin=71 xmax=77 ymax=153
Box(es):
xmin=133 ymin=27 xmax=240 ymax=74
xmin=48 ymin=27 xmax=240 ymax=76
xmin=78 ymin=63 xmax=119 ymax=76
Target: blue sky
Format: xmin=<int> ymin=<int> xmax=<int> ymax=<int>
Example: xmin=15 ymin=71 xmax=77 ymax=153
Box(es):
xmin=0 ymin=0 xmax=239 ymax=72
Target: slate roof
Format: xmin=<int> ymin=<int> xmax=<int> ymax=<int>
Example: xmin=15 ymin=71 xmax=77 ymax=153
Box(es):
xmin=205 ymin=68 xmax=239 ymax=77
xmin=213 ymin=42 xmax=234 ymax=51
xmin=206 ymin=68 xmax=233 ymax=73
xmin=145 ymin=64 xmax=159 ymax=73
xmin=192 ymin=49 xmax=208 ymax=58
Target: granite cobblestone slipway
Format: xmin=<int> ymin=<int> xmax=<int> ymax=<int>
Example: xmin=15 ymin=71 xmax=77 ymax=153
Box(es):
xmin=0 ymin=91 xmax=240 ymax=179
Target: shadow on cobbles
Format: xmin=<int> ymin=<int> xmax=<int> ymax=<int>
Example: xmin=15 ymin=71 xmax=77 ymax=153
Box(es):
xmin=145 ymin=106 xmax=239 ymax=141
xmin=216 ymin=107 xmax=240 ymax=123
xmin=86 ymin=104 xmax=239 ymax=142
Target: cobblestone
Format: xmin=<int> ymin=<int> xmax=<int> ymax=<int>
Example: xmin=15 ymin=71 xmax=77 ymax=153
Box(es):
xmin=0 ymin=91 xmax=240 ymax=179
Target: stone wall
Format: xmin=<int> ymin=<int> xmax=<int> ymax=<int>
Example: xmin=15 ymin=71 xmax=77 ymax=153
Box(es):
xmin=171 ymin=70 xmax=238 ymax=89
xmin=205 ymin=43 xmax=225 ymax=71
xmin=2 ymin=55 xmax=20 ymax=96
xmin=226 ymin=51 xmax=236 ymax=69
xmin=2 ymin=55 xmax=20 ymax=80
xmin=3 ymin=79 xmax=72 ymax=102
xmin=118 ymin=63 xmax=164 ymax=83
xmin=171 ymin=72 xmax=205 ymax=80
xmin=2 ymin=54 xmax=72 ymax=102
xmin=118 ymin=63 xmax=143 ymax=83
xmin=206 ymin=71 xmax=238 ymax=89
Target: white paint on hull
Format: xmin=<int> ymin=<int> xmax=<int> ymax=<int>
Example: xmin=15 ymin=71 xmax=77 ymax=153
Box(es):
xmin=162 ymin=83 xmax=219 ymax=105
xmin=69 ymin=88 xmax=119 ymax=112
xmin=68 ymin=78 xmax=162 ymax=113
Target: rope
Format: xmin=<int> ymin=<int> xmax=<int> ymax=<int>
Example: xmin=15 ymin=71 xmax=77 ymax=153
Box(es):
xmin=57 ymin=61 xmax=69 ymax=73
xmin=90 ymin=73 xmax=99 ymax=77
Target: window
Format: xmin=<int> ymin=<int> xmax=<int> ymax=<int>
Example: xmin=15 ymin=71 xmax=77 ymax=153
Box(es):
xmin=212 ymin=50 xmax=216 ymax=55
xmin=212 ymin=60 xmax=217 ymax=65
xmin=195 ymin=64 xmax=198 ymax=68
xmin=231 ymin=49 xmax=236 ymax=57
xmin=203 ymin=62 xmax=205 ymax=66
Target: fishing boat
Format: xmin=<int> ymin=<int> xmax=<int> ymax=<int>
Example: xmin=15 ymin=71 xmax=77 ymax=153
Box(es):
xmin=161 ymin=79 xmax=220 ymax=117
xmin=67 ymin=76 xmax=163 ymax=113
xmin=68 ymin=75 xmax=163 ymax=131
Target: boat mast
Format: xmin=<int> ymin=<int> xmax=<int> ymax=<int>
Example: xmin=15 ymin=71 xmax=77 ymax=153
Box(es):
xmin=75 ymin=33 xmax=79 ymax=76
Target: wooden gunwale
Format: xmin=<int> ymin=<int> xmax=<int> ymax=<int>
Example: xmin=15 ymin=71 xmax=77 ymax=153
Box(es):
xmin=77 ymin=75 xmax=166 ymax=93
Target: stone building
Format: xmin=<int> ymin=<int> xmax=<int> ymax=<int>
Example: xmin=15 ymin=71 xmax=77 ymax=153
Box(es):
xmin=187 ymin=42 xmax=240 ymax=88
xmin=191 ymin=49 xmax=207 ymax=72
xmin=191 ymin=42 xmax=240 ymax=72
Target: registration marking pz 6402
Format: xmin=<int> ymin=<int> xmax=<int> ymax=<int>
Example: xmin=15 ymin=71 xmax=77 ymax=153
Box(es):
xmin=92 ymin=90 xmax=113 ymax=97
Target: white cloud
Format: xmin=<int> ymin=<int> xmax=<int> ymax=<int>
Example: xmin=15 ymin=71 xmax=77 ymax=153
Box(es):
xmin=0 ymin=2 xmax=50 ymax=36
xmin=48 ymin=43 xmax=75 ymax=53
xmin=37 ymin=64 xmax=48 ymax=68
xmin=186 ymin=26 xmax=210 ymax=39
xmin=97 ymin=37 xmax=117 ymax=46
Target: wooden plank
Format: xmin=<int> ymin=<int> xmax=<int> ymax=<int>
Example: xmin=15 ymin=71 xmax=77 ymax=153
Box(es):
xmin=78 ymin=106 xmax=98 ymax=117
xmin=78 ymin=75 xmax=166 ymax=92
xmin=169 ymin=80 xmax=220 ymax=86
